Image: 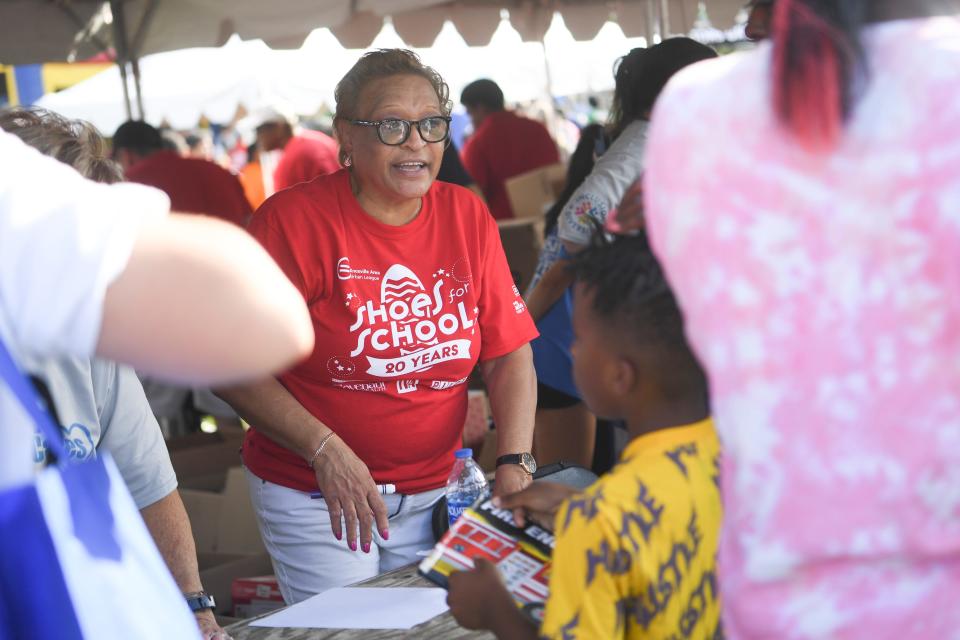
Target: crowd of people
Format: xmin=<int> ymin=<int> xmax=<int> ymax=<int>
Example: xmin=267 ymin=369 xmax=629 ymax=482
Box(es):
xmin=1 ymin=0 xmax=959 ymax=638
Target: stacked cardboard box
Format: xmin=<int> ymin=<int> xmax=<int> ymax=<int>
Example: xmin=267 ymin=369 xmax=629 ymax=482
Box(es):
xmin=232 ymin=575 xmax=285 ymax=619
xmin=169 ymin=430 xmax=274 ymax=617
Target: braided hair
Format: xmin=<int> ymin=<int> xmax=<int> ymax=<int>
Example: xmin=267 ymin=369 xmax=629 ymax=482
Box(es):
xmin=571 ymin=232 xmax=708 ymax=402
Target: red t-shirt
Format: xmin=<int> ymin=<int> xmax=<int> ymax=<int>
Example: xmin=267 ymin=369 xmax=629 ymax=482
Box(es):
xmin=244 ymin=170 xmax=538 ymax=494
xmin=461 ymin=111 xmax=559 ymax=220
xmin=125 ymin=150 xmax=251 ymax=226
xmin=273 ymin=130 xmax=340 ymax=192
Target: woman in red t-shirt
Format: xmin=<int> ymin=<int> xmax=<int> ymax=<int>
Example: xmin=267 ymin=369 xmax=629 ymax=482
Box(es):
xmin=217 ymin=49 xmax=539 ymax=603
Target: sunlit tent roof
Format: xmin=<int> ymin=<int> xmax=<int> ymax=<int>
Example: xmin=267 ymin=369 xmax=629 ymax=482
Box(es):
xmin=34 ymin=17 xmax=653 ymax=134
xmin=0 ymin=0 xmax=747 ymax=64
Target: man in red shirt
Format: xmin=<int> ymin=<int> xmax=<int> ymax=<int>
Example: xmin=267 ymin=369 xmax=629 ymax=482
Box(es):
xmin=112 ymin=121 xmax=252 ymax=227
xmin=252 ymin=108 xmax=340 ymax=192
xmin=460 ymin=79 xmax=559 ymax=220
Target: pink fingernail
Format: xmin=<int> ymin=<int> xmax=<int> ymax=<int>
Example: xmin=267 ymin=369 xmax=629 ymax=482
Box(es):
xmin=381 ymin=529 xmax=390 ymax=541
xmin=349 ymin=541 xmax=357 ymax=551
xmin=362 ymin=542 xmax=371 ymax=553
xmin=335 ymin=531 xmax=342 ymax=541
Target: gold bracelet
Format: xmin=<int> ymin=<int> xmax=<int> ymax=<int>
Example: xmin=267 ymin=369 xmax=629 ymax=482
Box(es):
xmin=308 ymin=432 xmax=336 ymax=470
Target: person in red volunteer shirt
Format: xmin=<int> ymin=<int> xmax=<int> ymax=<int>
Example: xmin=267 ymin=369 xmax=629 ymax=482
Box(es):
xmin=460 ymin=79 xmax=559 ymax=220
xmin=252 ymin=108 xmax=340 ymax=192
xmin=217 ymin=49 xmax=538 ymax=603
xmin=111 ymin=120 xmax=252 ymax=227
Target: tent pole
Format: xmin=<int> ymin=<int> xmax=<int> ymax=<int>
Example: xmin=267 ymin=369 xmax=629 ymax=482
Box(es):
xmin=110 ymin=0 xmax=138 ymax=120
xmin=117 ymin=61 xmax=133 ymax=121
xmin=539 ymin=41 xmax=555 ymax=104
xmin=658 ymin=0 xmax=670 ymax=36
xmin=645 ymin=0 xmax=661 ymax=44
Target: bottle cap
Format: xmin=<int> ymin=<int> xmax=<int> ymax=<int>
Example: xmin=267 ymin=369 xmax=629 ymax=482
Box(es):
xmin=454 ymin=448 xmax=473 ymax=459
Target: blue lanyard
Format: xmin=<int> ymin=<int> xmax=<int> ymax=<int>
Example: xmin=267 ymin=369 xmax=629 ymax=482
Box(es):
xmin=0 ymin=335 xmax=68 ymax=463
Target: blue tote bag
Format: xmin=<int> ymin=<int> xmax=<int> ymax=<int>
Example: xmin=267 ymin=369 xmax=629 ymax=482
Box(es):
xmin=0 ymin=338 xmax=200 ymax=639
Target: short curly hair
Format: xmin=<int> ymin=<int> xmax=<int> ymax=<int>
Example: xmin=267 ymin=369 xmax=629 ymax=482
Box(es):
xmin=0 ymin=106 xmax=122 ymax=184
xmin=334 ymin=48 xmax=452 ymax=165
xmin=571 ymin=231 xmax=708 ymax=402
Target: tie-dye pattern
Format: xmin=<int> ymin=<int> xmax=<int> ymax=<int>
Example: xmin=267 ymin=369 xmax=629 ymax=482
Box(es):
xmin=644 ymin=17 xmax=960 ymax=640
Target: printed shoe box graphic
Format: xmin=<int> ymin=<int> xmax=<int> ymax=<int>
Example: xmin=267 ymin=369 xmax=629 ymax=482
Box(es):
xmin=232 ymin=575 xmax=285 ymax=618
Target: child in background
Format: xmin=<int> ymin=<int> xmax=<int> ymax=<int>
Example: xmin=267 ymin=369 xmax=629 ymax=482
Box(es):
xmin=447 ymin=232 xmax=722 ymax=639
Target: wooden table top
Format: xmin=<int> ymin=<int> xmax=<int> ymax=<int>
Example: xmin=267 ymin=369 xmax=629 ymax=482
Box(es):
xmin=224 ymin=565 xmax=494 ymax=640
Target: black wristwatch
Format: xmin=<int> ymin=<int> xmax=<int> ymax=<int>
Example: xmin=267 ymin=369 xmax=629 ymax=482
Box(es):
xmin=184 ymin=591 xmax=216 ymax=613
xmin=496 ymin=452 xmax=537 ymax=474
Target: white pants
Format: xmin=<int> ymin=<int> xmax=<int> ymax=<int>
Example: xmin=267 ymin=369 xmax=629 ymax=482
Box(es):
xmin=245 ymin=467 xmax=444 ymax=604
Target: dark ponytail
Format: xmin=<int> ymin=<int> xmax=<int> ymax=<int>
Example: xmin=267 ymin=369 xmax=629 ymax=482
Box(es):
xmin=610 ymin=38 xmax=717 ymax=140
xmin=772 ymin=0 xmax=868 ymax=150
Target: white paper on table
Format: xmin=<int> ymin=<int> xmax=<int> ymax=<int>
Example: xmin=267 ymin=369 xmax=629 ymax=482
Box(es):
xmin=250 ymin=587 xmax=450 ymax=630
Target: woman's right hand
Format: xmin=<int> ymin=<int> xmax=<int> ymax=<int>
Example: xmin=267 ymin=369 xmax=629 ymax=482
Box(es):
xmin=312 ymin=435 xmax=390 ymax=553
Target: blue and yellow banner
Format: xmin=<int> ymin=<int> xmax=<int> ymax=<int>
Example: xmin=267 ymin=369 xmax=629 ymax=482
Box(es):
xmin=1 ymin=62 xmax=111 ymax=107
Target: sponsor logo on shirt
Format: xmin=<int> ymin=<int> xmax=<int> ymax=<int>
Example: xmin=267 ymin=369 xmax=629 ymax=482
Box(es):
xmin=337 ymin=257 xmax=382 ymax=282
xmin=396 ymin=379 xmax=419 ymax=394
xmin=330 ymin=379 xmax=388 ymax=393
xmin=569 ymin=192 xmax=609 ymax=237
xmin=430 ymin=377 xmax=469 ymax=391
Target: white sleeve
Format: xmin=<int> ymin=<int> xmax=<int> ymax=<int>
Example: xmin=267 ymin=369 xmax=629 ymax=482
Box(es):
xmin=0 ymin=130 xmax=170 ymax=359
xmin=95 ymin=360 xmax=178 ymax=509
xmin=557 ymin=120 xmax=648 ymax=246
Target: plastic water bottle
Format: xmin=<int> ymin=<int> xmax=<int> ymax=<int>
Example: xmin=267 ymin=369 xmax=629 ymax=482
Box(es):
xmin=446 ymin=448 xmax=489 ymax=527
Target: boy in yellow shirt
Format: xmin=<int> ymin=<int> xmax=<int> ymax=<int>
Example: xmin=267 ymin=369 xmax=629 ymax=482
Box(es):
xmin=448 ymin=232 xmax=722 ymax=639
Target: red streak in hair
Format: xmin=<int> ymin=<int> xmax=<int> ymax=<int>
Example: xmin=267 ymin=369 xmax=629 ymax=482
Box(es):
xmin=773 ymin=0 xmax=844 ymax=150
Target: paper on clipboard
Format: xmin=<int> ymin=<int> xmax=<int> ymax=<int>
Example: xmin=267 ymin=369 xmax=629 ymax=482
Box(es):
xmin=249 ymin=587 xmax=449 ymax=630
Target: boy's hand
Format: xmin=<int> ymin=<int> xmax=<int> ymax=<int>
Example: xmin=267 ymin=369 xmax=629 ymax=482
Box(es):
xmin=447 ymin=558 xmax=513 ymax=630
xmin=494 ymin=481 xmax=580 ymax=528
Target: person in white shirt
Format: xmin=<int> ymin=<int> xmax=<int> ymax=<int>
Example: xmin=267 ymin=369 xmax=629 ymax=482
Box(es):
xmin=0 ymin=120 xmax=312 ymax=635
xmin=0 ymin=107 xmax=247 ymax=639
xmin=0 ymin=125 xmax=313 ymax=484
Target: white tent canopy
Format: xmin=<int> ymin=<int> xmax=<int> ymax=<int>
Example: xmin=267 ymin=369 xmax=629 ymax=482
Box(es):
xmin=0 ymin=0 xmax=746 ymax=64
xmin=36 ymin=15 xmax=650 ymax=135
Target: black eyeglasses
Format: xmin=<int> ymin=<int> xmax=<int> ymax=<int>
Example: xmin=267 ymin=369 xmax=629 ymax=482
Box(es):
xmin=348 ymin=116 xmax=451 ymax=146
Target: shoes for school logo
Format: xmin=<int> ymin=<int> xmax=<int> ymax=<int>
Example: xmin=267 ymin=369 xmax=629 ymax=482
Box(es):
xmin=348 ymin=264 xmax=477 ymax=378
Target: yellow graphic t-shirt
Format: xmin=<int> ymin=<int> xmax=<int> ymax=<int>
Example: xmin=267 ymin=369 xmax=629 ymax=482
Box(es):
xmin=540 ymin=418 xmax=722 ymax=639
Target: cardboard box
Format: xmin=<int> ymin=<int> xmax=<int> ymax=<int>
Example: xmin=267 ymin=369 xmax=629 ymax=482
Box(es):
xmin=232 ymin=575 xmax=285 ymax=618
xmin=198 ymin=552 xmax=274 ymax=616
xmin=498 ymin=218 xmax=544 ymax=293
xmin=179 ymin=463 xmax=271 ymax=617
xmin=462 ymin=390 xmax=490 ymax=450
xmin=504 ymin=162 xmax=566 ymax=220
xmin=476 ymin=427 xmax=499 ymax=474
xmin=180 ymin=467 xmax=265 ymax=556
xmin=168 ymin=429 xmax=244 ymax=492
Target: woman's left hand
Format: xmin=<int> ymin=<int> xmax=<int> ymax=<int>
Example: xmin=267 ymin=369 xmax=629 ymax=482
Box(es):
xmin=493 ymin=464 xmax=532 ymax=498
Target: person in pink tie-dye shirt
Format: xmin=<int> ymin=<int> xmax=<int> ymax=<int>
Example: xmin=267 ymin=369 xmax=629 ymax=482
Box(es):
xmin=643 ymin=0 xmax=960 ymax=638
